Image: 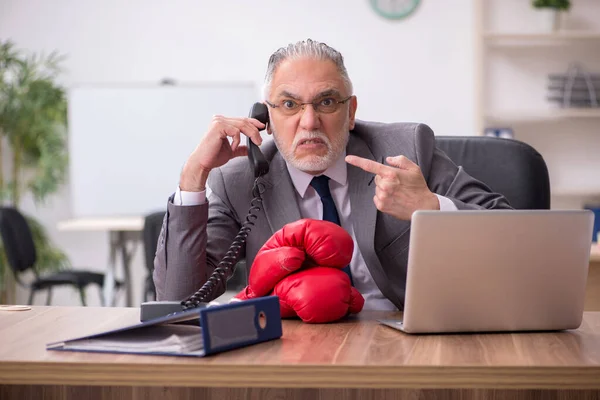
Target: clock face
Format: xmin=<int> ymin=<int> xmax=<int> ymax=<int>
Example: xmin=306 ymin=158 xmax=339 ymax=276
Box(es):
xmin=370 ymin=0 xmax=421 ymax=20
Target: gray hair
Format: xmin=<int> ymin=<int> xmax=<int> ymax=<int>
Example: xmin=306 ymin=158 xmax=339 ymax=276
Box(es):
xmin=262 ymin=39 xmax=353 ymax=99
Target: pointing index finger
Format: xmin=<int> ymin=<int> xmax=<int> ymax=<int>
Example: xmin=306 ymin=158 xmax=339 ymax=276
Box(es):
xmin=345 ymin=155 xmax=388 ymax=175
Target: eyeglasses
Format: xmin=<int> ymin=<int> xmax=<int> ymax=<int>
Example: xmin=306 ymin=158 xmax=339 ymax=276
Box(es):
xmin=265 ymin=96 xmax=353 ymax=116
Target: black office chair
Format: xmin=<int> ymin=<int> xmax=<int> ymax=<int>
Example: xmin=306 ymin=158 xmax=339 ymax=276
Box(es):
xmin=142 ymin=211 xmax=166 ymax=302
xmin=0 ymin=207 xmax=122 ymax=306
xmin=435 ymin=136 xmax=551 ymax=210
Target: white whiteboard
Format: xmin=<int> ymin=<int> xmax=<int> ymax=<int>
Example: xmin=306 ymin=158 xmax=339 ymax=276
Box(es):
xmin=68 ymin=83 xmax=258 ymax=217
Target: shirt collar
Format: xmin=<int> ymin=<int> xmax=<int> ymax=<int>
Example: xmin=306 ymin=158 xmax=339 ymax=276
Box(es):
xmin=286 ymin=151 xmax=348 ymax=198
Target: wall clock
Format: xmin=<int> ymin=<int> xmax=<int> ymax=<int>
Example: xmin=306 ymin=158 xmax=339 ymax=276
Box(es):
xmin=370 ymin=0 xmax=421 ymax=20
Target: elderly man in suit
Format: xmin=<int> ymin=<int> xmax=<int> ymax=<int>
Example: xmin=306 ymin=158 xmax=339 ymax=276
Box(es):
xmin=153 ymin=39 xmax=511 ymax=312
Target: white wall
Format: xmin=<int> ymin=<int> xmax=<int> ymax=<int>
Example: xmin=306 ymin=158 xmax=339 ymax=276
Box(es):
xmin=0 ymin=0 xmax=477 ymax=306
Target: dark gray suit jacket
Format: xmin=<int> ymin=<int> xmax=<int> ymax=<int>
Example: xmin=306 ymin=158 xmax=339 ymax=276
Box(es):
xmin=153 ymin=121 xmax=511 ymax=309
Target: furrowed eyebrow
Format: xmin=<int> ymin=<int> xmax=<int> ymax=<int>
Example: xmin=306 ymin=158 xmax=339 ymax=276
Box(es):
xmin=316 ymin=89 xmax=342 ymax=98
xmin=276 ymin=89 xmax=344 ymax=101
xmin=277 ymin=90 xmax=301 ymax=100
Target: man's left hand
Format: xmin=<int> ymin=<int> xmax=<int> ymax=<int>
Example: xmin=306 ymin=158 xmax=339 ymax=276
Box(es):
xmin=345 ymin=155 xmax=439 ymax=221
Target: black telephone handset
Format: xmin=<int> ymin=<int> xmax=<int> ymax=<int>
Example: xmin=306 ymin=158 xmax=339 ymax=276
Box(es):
xmin=140 ymin=103 xmax=271 ymax=319
xmin=247 ymin=102 xmax=270 ymax=177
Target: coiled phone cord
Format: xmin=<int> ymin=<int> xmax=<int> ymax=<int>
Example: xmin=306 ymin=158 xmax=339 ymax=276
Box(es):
xmin=181 ymin=177 xmax=265 ymax=310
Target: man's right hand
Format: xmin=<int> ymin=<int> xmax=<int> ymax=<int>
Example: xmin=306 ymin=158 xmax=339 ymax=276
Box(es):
xmin=179 ymin=115 xmax=265 ymax=192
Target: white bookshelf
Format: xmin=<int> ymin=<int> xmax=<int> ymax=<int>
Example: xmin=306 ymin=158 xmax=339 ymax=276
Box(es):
xmin=484 ymin=31 xmax=600 ymax=46
xmin=485 ymin=108 xmax=600 ymax=124
xmin=474 ymin=0 xmax=600 ymax=209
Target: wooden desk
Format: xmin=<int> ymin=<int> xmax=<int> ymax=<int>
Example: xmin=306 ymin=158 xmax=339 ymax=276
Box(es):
xmin=1 ymin=307 xmax=600 ymax=400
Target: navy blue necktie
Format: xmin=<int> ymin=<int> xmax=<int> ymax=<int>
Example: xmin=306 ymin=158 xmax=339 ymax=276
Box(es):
xmin=310 ymin=175 xmax=354 ymax=285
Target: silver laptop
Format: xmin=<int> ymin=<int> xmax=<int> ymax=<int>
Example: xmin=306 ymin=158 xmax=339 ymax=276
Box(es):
xmin=379 ymin=210 xmax=594 ymax=334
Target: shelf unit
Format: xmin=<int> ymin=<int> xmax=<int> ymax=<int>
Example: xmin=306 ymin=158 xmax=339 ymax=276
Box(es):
xmin=474 ymin=0 xmax=600 ymax=209
xmin=484 ymin=108 xmax=600 ymax=124
xmin=484 ymin=31 xmax=600 ymax=46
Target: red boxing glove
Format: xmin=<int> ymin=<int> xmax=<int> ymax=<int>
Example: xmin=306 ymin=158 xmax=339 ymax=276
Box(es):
xmin=234 ymin=219 xmax=364 ymax=323
xmin=275 ymin=267 xmax=365 ymax=323
xmin=234 ymin=246 xmax=305 ymax=300
xmin=260 ymin=218 xmax=354 ymax=268
xmin=234 ymin=218 xmax=353 ymax=300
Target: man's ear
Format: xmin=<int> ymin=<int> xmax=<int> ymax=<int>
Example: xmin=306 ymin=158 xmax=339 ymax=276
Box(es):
xmin=263 ymin=102 xmax=273 ymax=135
xmin=348 ymin=96 xmax=358 ymax=130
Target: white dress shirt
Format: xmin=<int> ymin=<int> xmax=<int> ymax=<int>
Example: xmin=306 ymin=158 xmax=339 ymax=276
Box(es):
xmin=173 ymin=152 xmax=457 ymax=310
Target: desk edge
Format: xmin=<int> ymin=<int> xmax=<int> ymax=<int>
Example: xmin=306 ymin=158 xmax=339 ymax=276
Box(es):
xmin=1 ymin=363 xmax=600 ymax=389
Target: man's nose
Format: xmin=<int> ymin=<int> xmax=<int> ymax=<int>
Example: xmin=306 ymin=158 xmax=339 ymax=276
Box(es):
xmin=298 ymin=104 xmax=321 ymax=131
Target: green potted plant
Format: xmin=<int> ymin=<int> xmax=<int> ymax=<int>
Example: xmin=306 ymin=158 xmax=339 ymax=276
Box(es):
xmin=532 ymin=0 xmax=571 ymax=31
xmin=0 ymin=40 xmax=70 ymax=303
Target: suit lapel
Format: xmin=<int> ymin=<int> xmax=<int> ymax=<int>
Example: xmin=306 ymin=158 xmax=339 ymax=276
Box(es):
xmin=347 ymin=135 xmax=395 ymax=301
xmin=347 ymin=135 xmax=378 ymax=255
xmin=259 ymin=152 xmax=302 ymax=234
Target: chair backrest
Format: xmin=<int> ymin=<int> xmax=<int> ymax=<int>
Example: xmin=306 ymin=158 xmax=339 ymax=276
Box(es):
xmin=435 ymin=136 xmax=551 ymax=210
xmin=0 ymin=207 xmax=36 ymax=276
xmin=143 ymin=211 xmax=166 ymax=273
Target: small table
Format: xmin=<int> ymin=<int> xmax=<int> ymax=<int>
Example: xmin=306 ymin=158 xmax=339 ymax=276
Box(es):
xmin=57 ymin=217 xmax=145 ymax=307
